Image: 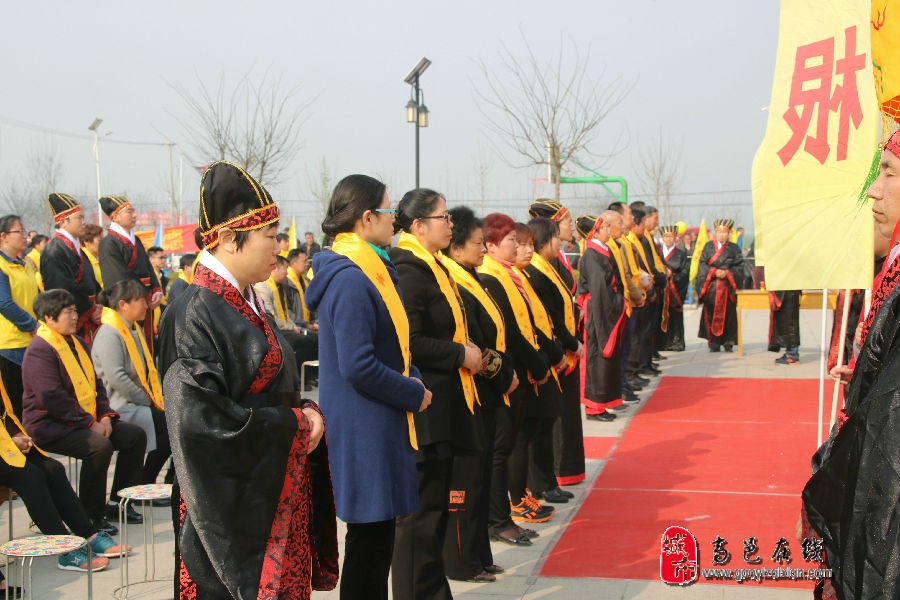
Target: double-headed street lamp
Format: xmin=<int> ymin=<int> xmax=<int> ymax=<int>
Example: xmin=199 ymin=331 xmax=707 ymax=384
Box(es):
xmin=403 ymin=57 xmax=431 ymax=188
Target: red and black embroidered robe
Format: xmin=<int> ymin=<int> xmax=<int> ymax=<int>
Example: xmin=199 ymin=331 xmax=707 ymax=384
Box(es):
xmin=158 ymin=264 xmax=338 ymax=600
xmin=41 ymin=234 xmax=101 ymax=340
xmin=695 ymin=240 xmax=742 ymax=346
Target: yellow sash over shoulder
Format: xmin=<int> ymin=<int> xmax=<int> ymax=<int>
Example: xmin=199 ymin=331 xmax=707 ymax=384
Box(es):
xmin=529 ymin=253 xmax=575 ymax=335
xmin=101 ymin=308 xmax=164 ymax=410
xmin=35 ymin=322 xmax=97 ymax=418
xmin=398 ymin=233 xmax=478 ymax=413
xmin=265 ymin=278 xmax=288 ymax=322
xmin=331 ymin=232 xmax=418 ymax=449
xmin=607 ymin=239 xmax=633 ymax=316
xmin=518 ymin=267 xmax=561 ymax=391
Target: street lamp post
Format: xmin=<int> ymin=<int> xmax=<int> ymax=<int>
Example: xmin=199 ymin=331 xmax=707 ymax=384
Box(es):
xmin=88 ymin=118 xmax=103 ymax=226
xmin=403 ymin=57 xmax=431 ymax=188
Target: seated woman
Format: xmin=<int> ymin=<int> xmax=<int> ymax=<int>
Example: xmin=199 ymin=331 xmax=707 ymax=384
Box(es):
xmin=91 ymin=280 xmax=171 ymax=495
xmin=0 ymin=372 xmax=128 ymax=574
xmin=21 ymin=289 xmax=147 ymax=533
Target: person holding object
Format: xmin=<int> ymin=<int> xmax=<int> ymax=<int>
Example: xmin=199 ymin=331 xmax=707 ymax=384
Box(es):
xmin=158 ymin=161 xmax=336 ymax=600
xmin=695 ymin=219 xmax=743 ymax=352
xmin=305 ymin=174 xmax=431 ymax=600
xmin=803 ymin=129 xmax=900 ymax=599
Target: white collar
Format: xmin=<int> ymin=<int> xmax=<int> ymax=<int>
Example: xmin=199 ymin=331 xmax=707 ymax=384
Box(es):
xmin=109 ymin=222 xmax=135 ymax=244
xmin=889 ymin=243 xmax=900 ymax=269
xmin=662 ymin=243 xmax=675 ymax=256
xmin=716 ymin=240 xmax=725 ymax=250
xmin=55 ymin=228 xmax=80 ymax=248
xmin=198 ymin=251 xmax=260 ymax=316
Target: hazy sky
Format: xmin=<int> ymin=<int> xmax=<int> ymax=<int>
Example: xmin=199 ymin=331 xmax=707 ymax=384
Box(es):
xmin=1 ymin=0 xmax=779 ymax=234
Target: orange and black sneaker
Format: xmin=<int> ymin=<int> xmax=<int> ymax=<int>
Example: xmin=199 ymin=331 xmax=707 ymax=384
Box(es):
xmin=510 ymin=496 xmax=554 ymax=523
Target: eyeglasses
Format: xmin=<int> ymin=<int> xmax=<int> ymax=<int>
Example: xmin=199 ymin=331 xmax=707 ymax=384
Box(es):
xmin=419 ymin=213 xmax=452 ymax=224
xmin=5 ymin=230 xmax=25 ymax=235
xmin=375 ymin=208 xmax=396 ymax=215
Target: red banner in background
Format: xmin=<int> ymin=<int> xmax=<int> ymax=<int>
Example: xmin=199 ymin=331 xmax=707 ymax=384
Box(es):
xmin=135 ymin=223 xmax=199 ymax=253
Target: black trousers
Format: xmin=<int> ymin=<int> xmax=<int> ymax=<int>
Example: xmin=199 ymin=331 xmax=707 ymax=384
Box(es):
xmin=392 ymin=454 xmax=452 ymax=600
xmin=0 ymin=355 xmax=24 ymax=420
xmin=515 ymin=415 xmax=555 ymax=500
xmin=552 ymin=365 xmax=585 ymax=485
xmin=143 ymin=406 xmax=172 ymax=484
xmin=342 ymin=519 xmax=395 ymax=600
xmin=488 ymin=388 xmax=525 ymax=533
xmin=0 ymin=452 xmax=96 ymax=538
xmin=442 ymin=406 xmax=494 ymax=579
xmin=41 ymin=421 xmax=147 ymax=520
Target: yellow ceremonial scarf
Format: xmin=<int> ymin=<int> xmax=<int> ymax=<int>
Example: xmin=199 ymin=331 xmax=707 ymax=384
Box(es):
xmin=479 ymin=255 xmax=539 ymax=351
xmin=331 ymin=232 xmax=417 ymax=449
xmin=398 ymin=233 xmax=478 ymax=413
xmin=607 ymin=239 xmax=633 ymax=317
xmin=188 ymin=251 xmax=203 ymax=283
xmin=83 ymin=248 xmax=103 ymax=288
xmin=286 ymin=268 xmax=311 ymax=322
xmin=0 ymin=371 xmax=46 ymax=467
xmin=644 ymin=230 xmax=666 ymax=272
xmin=627 ymin=231 xmax=650 ymax=272
xmin=620 ymin=235 xmax=642 ymax=290
xmin=439 ymin=254 xmax=509 ymax=406
xmin=517 ymin=267 xmax=561 ymax=390
xmin=35 ymin=322 xmax=96 ymax=418
xmin=25 ymin=249 xmax=43 ymax=292
xmin=529 ymin=254 xmax=575 ymax=335
xmin=265 ymin=277 xmax=288 ymax=322
xmin=100 ymin=308 xmax=164 ymax=410
xmin=178 ymin=272 xmax=190 ymax=285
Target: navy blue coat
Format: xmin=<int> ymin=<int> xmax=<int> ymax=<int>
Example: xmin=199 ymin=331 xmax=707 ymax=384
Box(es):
xmin=306 ymin=249 xmax=424 ymax=524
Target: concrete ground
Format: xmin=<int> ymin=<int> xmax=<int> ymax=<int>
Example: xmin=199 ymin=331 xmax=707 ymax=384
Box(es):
xmin=1 ymin=303 xmax=828 ymax=599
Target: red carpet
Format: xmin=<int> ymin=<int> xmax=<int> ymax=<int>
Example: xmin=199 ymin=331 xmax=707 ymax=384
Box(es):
xmin=583 ymin=436 xmax=617 ymax=460
xmin=541 ymin=376 xmax=820 ymax=589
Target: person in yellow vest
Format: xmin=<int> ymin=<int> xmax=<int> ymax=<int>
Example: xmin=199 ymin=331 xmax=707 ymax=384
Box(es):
xmin=91 ymin=279 xmax=170 ymax=499
xmin=303 ymin=174 xmax=430 ymax=600
xmin=24 ymin=234 xmax=48 ymax=292
xmin=21 ymin=289 xmax=147 ymax=535
xmin=286 ymin=248 xmax=316 ymax=330
xmin=81 ymin=224 xmax=104 ymax=289
xmin=0 ymin=216 xmax=40 ymax=420
xmin=0 ymin=371 xmax=126 ymax=574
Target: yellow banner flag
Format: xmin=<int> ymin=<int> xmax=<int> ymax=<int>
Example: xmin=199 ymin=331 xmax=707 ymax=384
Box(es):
xmin=689 ymin=219 xmax=708 ymax=286
xmin=752 ymin=0 xmax=878 ymax=290
xmin=288 ymin=218 xmax=297 ymax=251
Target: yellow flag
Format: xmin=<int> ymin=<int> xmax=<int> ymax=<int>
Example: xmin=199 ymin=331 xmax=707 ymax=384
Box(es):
xmin=872 ymin=0 xmax=900 ymax=124
xmin=752 ymin=0 xmax=877 ymax=290
xmin=288 ymin=218 xmax=297 ymax=251
xmin=689 ymin=220 xmax=708 ymax=286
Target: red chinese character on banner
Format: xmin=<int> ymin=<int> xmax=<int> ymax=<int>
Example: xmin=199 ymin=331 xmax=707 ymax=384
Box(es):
xmin=660 ymin=526 xmax=699 ymax=586
xmin=777 ymin=26 xmax=866 ymax=166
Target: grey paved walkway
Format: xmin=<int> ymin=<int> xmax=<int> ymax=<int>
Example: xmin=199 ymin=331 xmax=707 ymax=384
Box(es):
xmin=2 ymin=304 xmax=827 ymax=598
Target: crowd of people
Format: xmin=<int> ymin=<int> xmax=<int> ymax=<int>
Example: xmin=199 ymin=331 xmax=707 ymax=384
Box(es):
xmin=5 ymin=144 xmax=887 ymax=600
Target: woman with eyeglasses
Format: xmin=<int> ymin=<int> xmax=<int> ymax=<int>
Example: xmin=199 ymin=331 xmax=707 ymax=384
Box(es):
xmin=389 ymin=189 xmax=483 ymax=598
xmin=305 ymin=175 xmax=432 ymax=600
xmin=0 ymin=216 xmax=39 ymax=421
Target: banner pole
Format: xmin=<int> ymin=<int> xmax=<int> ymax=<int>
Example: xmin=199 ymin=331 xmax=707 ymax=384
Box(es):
xmin=818 ymin=289 xmax=827 ymax=446
xmin=829 ymin=289 xmax=852 ymax=431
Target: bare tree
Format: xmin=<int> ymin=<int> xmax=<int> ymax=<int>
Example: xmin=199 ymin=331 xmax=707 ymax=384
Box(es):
xmin=1 ymin=141 xmax=64 ymax=233
xmin=306 ymin=156 xmax=336 ymax=224
xmin=635 ymin=128 xmax=683 ymax=222
xmin=475 ymin=35 xmax=631 ymax=203
xmin=171 ymin=67 xmax=311 ymax=186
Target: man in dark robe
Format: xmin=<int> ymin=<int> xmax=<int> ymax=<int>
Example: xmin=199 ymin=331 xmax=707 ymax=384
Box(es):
xmin=158 ymin=161 xmax=337 ymax=600
xmin=659 ymin=225 xmax=689 ymax=351
xmin=577 ymin=213 xmax=626 ymax=422
xmin=767 ymin=289 xmax=801 ymax=364
xmin=40 ymin=193 xmax=102 ymax=343
xmin=635 ymin=204 xmax=668 ymax=361
xmin=802 ymin=130 xmax=900 ymax=599
xmin=696 ymin=219 xmax=743 ymax=351
xmin=97 ymin=196 xmax=162 ymax=351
